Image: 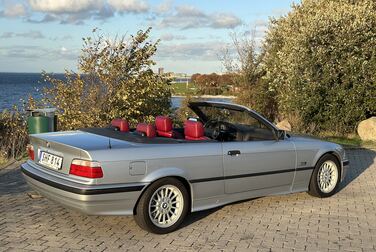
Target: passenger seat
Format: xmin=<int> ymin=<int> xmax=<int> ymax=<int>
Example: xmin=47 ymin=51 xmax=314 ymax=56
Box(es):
xmin=184 ymin=120 xmax=208 ymax=140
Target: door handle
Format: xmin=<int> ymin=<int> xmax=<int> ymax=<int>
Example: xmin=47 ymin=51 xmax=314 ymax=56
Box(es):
xmin=228 ymin=150 xmax=241 ymax=156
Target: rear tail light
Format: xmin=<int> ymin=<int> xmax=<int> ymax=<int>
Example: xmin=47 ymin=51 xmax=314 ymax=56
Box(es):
xmin=69 ymin=159 xmax=103 ymax=178
xmin=27 ymin=144 xmax=34 ymax=160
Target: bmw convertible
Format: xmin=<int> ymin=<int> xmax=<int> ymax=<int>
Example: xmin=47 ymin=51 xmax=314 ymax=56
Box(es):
xmin=21 ymin=101 xmax=349 ymax=233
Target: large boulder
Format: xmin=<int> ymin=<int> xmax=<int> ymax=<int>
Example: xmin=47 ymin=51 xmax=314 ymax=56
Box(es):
xmin=357 ymin=117 xmax=376 ymax=141
xmin=276 ymin=119 xmax=292 ymax=132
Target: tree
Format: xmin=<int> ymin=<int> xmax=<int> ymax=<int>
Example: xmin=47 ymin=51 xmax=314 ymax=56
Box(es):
xmin=40 ymin=28 xmax=171 ymax=130
xmin=191 ymin=73 xmax=236 ymax=96
xmin=263 ymin=0 xmax=376 ymax=133
xmin=223 ymin=30 xmax=278 ymax=121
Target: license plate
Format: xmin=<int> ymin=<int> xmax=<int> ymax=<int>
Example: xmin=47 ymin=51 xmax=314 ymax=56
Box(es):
xmin=39 ymin=152 xmax=63 ymax=170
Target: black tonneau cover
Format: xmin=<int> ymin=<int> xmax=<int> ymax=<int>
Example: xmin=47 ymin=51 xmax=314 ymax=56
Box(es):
xmin=80 ymin=127 xmax=213 ymax=144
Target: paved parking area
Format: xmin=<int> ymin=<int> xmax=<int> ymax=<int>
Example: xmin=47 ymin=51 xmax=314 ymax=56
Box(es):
xmin=0 ymin=149 xmax=376 ymax=252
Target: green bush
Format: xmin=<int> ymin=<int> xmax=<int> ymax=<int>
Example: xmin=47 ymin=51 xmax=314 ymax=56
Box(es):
xmin=191 ymin=73 xmax=234 ymax=96
xmin=40 ymin=28 xmax=171 ymax=130
xmin=0 ymin=108 xmax=28 ymax=161
xmin=263 ymin=0 xmax=376 ymax=133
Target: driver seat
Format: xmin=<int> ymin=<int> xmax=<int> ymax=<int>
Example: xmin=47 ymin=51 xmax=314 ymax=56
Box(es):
xmin=184 ymin=120 xmax=208 ymax=140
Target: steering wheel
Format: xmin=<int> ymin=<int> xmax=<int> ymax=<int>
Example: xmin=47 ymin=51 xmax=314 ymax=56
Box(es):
xmin=204 ymin=119 xmax=237 ymax=140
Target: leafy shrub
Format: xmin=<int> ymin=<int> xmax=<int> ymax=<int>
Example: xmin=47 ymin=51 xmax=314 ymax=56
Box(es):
xmin=0 ymin=108 xmax=28 ymax=161
xmin=174 ymin=95 xmax=201 ymax=127
xmin=262 ymin=0 xmax=376 ymax=133
xmin=191 ymin=73 xmax=234 ymax=95
xmin=40 ymin=28 xmax=171 ymax=130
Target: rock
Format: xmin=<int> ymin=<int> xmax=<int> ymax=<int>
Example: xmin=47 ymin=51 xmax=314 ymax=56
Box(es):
xmin=358 ymin=117 xmax=376 ymax=141
xmin=27 ymin=191 xmax=43 ymax=199
xmin=276 ymin=119 xmax=292 ymax=131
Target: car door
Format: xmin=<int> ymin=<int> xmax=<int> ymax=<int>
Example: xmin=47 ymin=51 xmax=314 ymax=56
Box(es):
xmin=222 ymin=112 xmax=296 ymax=194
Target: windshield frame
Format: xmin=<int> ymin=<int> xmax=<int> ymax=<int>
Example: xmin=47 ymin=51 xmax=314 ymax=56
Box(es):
xmin=188 ymin=101 xmax=281 ymax=138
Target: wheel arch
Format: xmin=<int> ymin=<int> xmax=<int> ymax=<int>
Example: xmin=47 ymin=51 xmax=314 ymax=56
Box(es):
xmin=133 ymin=175 xmax=193 ymax=215
xmin=309 ymin=151 xmax=342 ymax=186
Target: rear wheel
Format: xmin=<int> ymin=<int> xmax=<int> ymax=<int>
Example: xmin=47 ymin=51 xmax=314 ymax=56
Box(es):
xmin=134 ymin=178 xmax=189 ymax=234
xmin=308 ymin=154 xmax=340 ymax=197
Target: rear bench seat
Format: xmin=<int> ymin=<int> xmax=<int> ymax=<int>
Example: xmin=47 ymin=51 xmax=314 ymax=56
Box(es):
xmin=136 ymin=123 xmax=156 ymax=138
xmin=111 ymin=119 xmax=129 ymax=132
xmin=155 ymin=116 xmax=173 ymax=138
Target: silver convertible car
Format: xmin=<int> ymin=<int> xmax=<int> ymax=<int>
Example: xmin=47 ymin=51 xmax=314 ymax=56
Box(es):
xmin=22 ymin=101 xmax=349 ymax=233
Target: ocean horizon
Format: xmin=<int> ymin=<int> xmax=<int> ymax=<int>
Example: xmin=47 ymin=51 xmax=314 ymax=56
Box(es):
xmin=0 ymin=72 xmax=232 ymax=112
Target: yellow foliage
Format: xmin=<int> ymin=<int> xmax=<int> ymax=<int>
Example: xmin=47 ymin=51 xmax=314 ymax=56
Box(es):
xmin=37 ymin=28 xmax=171 ymax=130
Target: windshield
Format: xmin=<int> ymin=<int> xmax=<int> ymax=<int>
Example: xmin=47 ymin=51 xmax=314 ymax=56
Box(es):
xmin=189 ymin=103 xmax=268 ymax=129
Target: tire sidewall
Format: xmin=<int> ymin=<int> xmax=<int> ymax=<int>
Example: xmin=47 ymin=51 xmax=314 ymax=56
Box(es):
xmin=310 ymin=154 xmax=341 ymax=197
xmin=137 ymin=178 xmax=189 ymax=234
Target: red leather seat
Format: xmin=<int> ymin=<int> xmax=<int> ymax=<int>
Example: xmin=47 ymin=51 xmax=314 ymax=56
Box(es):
xmin=111 ymin=119 xmax=129 ymax=132
xmin=155 ymin=116 xmax=173 ymax=138
xmin=184 ymin=120 xmax=208 ymax=140
xmin=136 ymin=123 xmax=156 ymax=138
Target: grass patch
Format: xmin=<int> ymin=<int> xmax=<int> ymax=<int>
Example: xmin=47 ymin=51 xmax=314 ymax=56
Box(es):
xmin=0 ymin=154 xmax=9 ymax=168
xmin=322 ymin=136 xmax=362 ymax=147
xmin=171 ymin=82 xmax=196 ymax=95
xmin=321 ymin=135 xmax=376 ymax=148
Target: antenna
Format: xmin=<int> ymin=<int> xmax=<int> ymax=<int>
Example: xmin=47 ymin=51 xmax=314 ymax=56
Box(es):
xmin=108 ymin=138 xmax=112 ymax=149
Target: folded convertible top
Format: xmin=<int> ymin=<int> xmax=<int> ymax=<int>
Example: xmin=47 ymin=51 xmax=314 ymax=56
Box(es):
xmin=80 ymin=127 xmax=212 ymax=144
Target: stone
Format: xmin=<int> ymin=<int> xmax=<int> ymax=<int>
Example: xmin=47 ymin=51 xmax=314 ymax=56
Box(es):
xmin=27 ymin=191 xmax=43 ymax=199
xmin=276 ymin=119 xmax=292 ymax=131
xmin=357 ymin=117 xmax=376 ymax=141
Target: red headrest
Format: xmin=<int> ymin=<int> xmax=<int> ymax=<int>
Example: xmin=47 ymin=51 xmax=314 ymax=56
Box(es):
xmin=184 ymin=120 xmax=206 ymax=140
xmin=111 ymin=119 xmax=129 ymax=132
xmin=155 ymin=116 xmax=173 ymax=132
xmin=136 ymin=123 xmax=156 ymax=138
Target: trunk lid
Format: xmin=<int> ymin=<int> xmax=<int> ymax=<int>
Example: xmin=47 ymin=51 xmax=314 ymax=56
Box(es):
xmin=29 ymin=130 xmax=132 ymax=175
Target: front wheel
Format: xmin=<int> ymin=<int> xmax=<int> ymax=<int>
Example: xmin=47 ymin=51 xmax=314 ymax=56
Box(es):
xmin=308 ymin=154 xmax=341 ymax=198
xmin=134 ymin=178 xmax=189 ymax=234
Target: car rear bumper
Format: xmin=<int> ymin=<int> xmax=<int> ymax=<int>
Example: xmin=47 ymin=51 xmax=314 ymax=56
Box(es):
xmin=21 ymin=161 xmax=147 ymax=215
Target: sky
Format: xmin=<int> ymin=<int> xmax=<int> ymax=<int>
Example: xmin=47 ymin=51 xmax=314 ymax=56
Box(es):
xmin=0 ymin=0 xmax=299 ymax=74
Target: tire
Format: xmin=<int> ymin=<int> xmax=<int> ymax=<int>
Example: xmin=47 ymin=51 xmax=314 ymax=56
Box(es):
xmin=308 ymin=154 xmax=341 ymax=198
xmin=134 ymin=177 xmax=189 ymax=234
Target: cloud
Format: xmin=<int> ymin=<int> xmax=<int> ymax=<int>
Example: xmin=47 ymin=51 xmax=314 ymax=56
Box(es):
xmin=0 ymin=32 xmax=13 ymax=38
xmin=160 ymin=33 xmax=186 ymax=41
xmin=158 ymin=5 xmax=242 ymax=30
xmin=0 ymin=0 xmax=150 ymax=24
xmin=28 ymin=0 xmax=102 ymax=13
xmin=154 ymin=0 xmax=173 ymax=14
xmin=175 ymin=5 xmax=205 ymax=17
xmin=157 ymin=41 xmax=229 ymax=61
xmin=0 ymin=3 xmax=27 ymax=17
xmin=0 ymin=30 xmax=45 ymax=39
xmin=0 ymin=45 xmax=45 ymax=59
xmin=107 ymin=0 xmax=149 ymax=14
xmin=209 ymin=13 xmax=242 ymax=29
xmin=50 ymin=34 xmax=73 ymax=41
xmin=0 ymin=1 xmax=241 ymax=30
xmin=27 ymin=13 xmax=57 ymax=23
xmin=27 ymin=0 xmax=107 ymax=24
xmin=0 ymin=45 xmax=78 ymax=60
